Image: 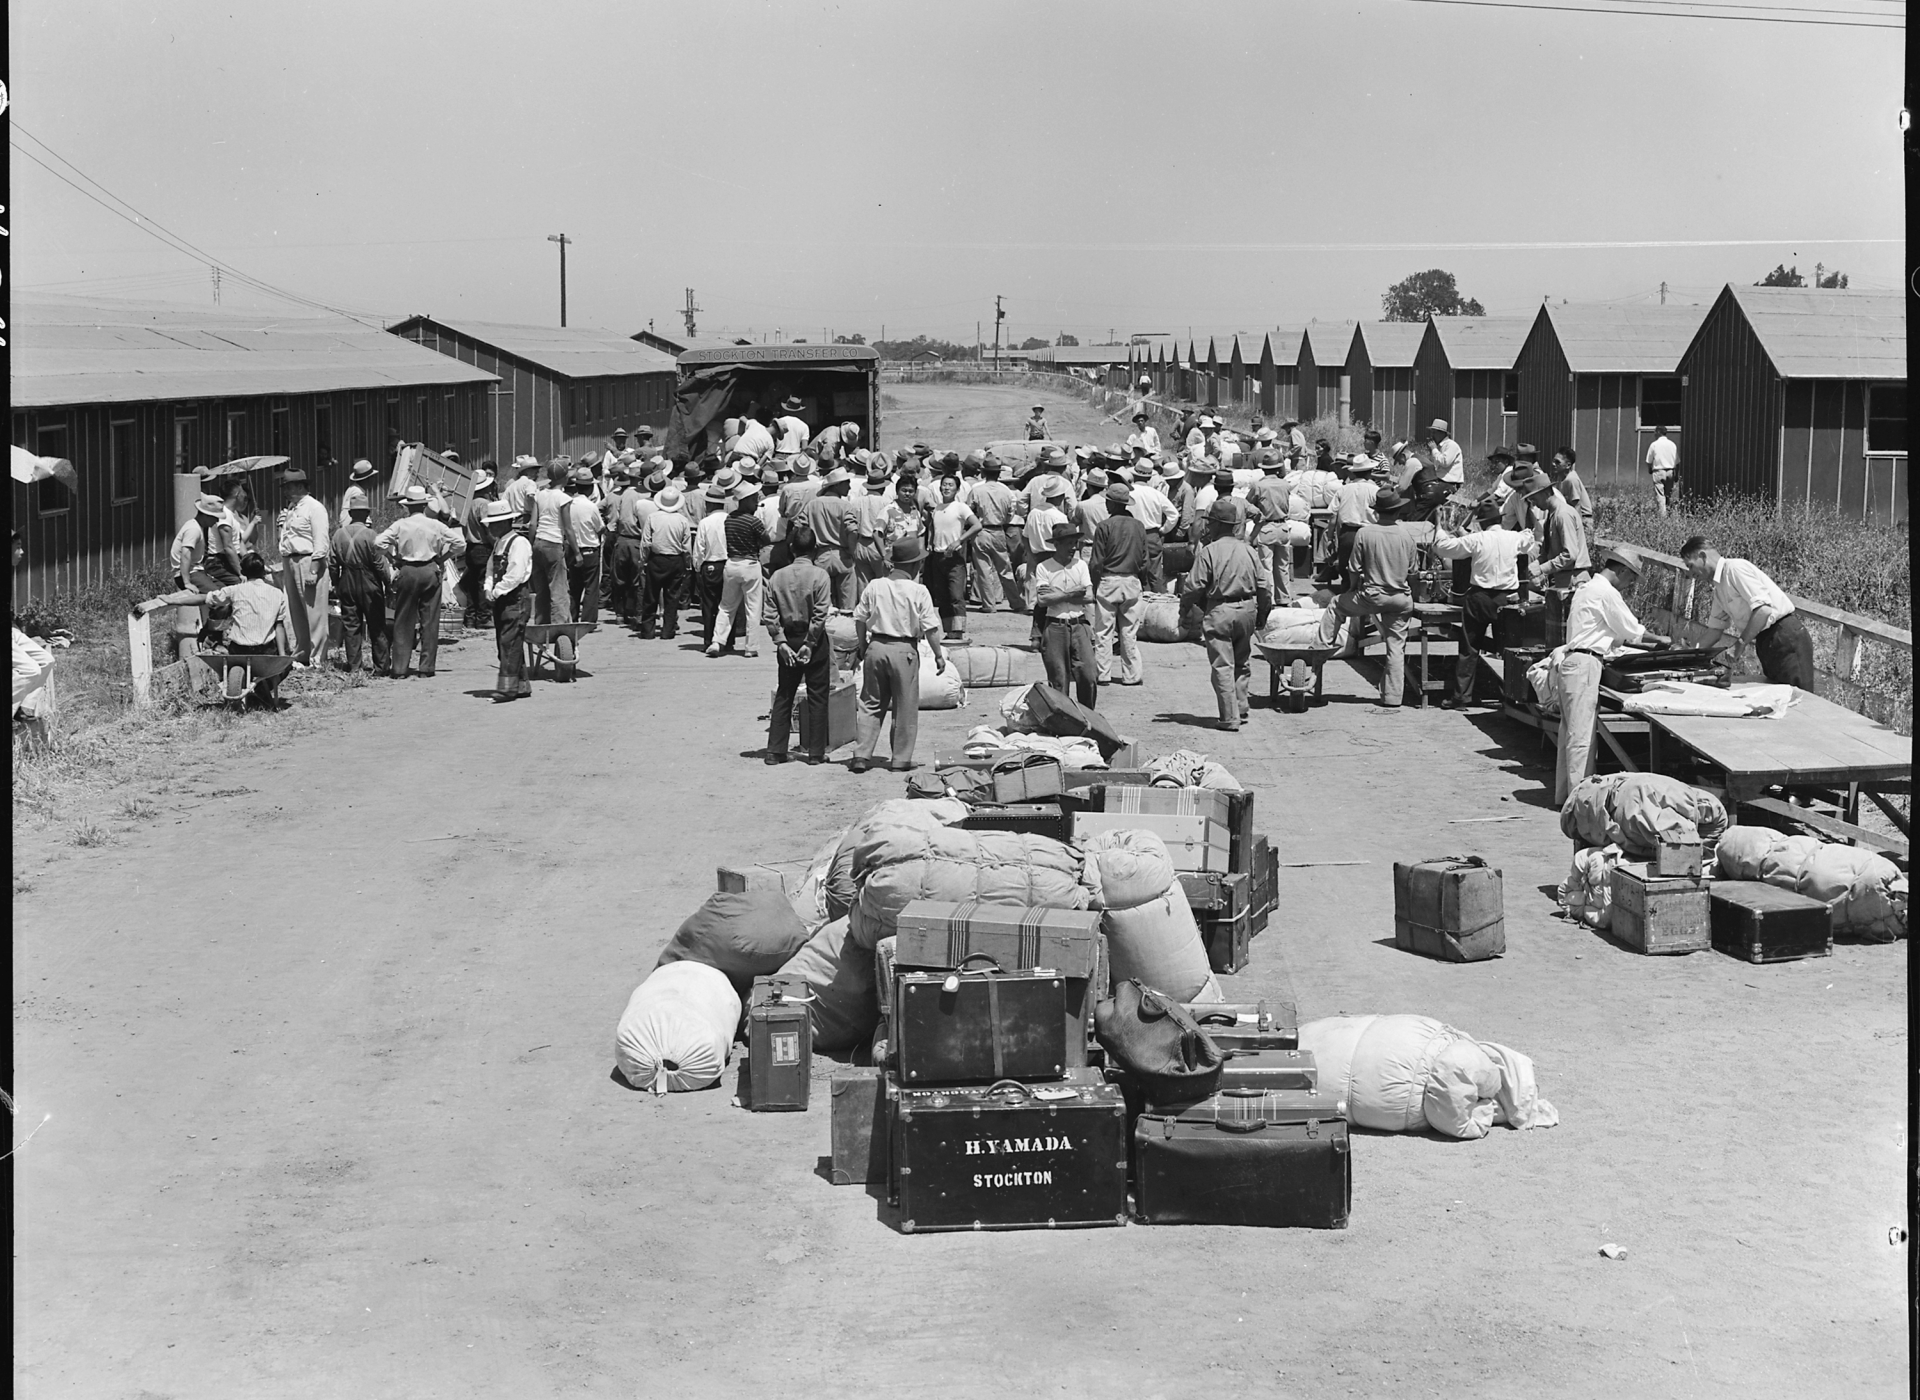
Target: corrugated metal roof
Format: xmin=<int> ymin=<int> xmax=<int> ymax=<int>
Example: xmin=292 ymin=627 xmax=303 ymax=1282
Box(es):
xmin=1270 ymin=328 xmax=1305 ymax=362
xmin=1724 ymin=286 xmax=1906 ymax=380
xmin=1025 ymin=344 xmax=1133 ymax=365
xmin=391 ymin=316 xmax=678 ymax=379
xmin=1427 ymin=315 xmax=1533 ymax=370
xmin=11 ymin=294 xmax=498 ymax=408
xmin=632 ymin=329 xmax=754 ymax=354
xmin=1301 ymin=321 xmax=1359 ymax=367
xmin=678 ymin=343 xmax=880 ymax=366
xmin=1541 ymin=304 xmax=1708 ymax=374
xmin=1354 ymin=322 xmax=1426 ymax=368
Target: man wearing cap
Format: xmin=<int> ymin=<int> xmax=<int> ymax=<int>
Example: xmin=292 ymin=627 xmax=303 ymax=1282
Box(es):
xmin=1644 ymin=425 xmax=1679 ymax=517
xmin=172 ymin=493 xmax=233 ymax=594
xmin=1089 ymin=481 xmax=1148 ymax=685
xmin=707 ymin=479 xmax=772 ymax=658
xmin=1557 ymin=548 xmax=1661 ymax=803
xmin=1182 ymin=499 xmax=1275 ymax=731
xmin=562 ymin=466 xmax=607 ymax=633
xmin=1431 ymin=500 xmax=1538 ymax=709
xmin=1331 ymin=487 xmax=1418 ymax=710
xmin=964 ymin=453 xmax=1018 ymax=611
xmin=802 ymin=465 xmax=859 ymax=609
xmin=1024 ymin=404 xmax=1050 ymax=441
xmin=1128 ymin=410 xmax=1161 ymax=457
xmin=1030 ymin=520 xmax=1099 ymax=706
xmin=375 ymin=485 xmax=464 ymax=679
xmin=482 ymin=501 xmax=535 ymax=702
xmin=639 ymin=483 xmax=693 ymax=639
xmin=762 ymin=523 xmax=834 ymax=765
xmin=849 ymin=536 xmax=947 ymax=773
xmin=1679 ymin=536 xmax=1813 ymax=689
xmin=275 ymin=469 xmax=333 ymax=666
xmin=772 ymin=396 xmax=811 ymax=467
xmin=926 ymin=474 xmax=982 ymax=640
xmin=329 ymin=498 xmax=393 ymax=675
xmin=458 ymin=464 xmax=501 ymax=627
xmin=1426 ymin=419 xmax=1464 ymax=485
xmin=340 ymin=458 xmax=380 ymax=524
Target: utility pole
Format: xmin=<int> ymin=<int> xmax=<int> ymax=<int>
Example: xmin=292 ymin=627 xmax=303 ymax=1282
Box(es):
xmin=682 ymin=288 xmax=701 ymax=338
xmin=547 ymin=234 xmax=571 ymax=326
xmin=1659 ymin=281 xmax=1668 ymax=305
xmin=993 ymin=295 xmax=1005 ymax=370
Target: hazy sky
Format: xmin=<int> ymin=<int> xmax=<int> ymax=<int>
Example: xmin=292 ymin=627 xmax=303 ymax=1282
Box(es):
xmin=10 ymin=0 xmax=1906 ymax=343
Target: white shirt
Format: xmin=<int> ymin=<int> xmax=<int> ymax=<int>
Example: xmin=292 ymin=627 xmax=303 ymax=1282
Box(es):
xmin=773 ymin=416 xmax=810 ymax=455
xmin=485 ymin=533 xmax=533 ymax=599
xmin=1127 ymin=481 xmax=1176 ymax=532
xmin=1564 ymin=573 xmax=1646 ymax=655
xmin=735 ymin=420 xmax=776 ymax=462
xmin=1033 ymin=555 xmax=1092 ymax=619
xmin=1645 ymin=435 xmax=1678 ymax=474
xmin=1128 ymin=425 xmax=1161 ymax=455
xmin=1024 ymin=504 xmax=1068 ymax=555
xmin=1185 ymin=427 xmax=1207 ymax=453
xmin=1431 ymin=525 xmax=1537 ymax=591
xmin=929 ymin=500 xmax=977 ymax=553
xmin=691 ymin=510 xmax=730 ymax=566
xmin=277 ymin=495 xmax=331 ymax=559
xmin=1432 ymin=437 xmax=1464 ymax=485
xmin=561 ymin=496 xmax=603 ymax=550
xmin=1703 ymin=557 xmax=1794 ymax=641
xmin=756 ymin=493 xmax=784 ymax=541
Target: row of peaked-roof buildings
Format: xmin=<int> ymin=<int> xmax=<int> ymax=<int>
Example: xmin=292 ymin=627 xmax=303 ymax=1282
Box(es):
xmin=1035 ymin=286 xmax=1906 ymax=528
xmin=7 ymin=285 xmax=1908 ymax=602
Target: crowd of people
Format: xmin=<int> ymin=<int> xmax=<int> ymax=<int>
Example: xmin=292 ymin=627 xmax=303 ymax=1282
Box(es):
xmin=133 ymin=384 xmax=1817 ymax=802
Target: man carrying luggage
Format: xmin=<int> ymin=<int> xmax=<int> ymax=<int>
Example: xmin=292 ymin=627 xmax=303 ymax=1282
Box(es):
xmin=763 ymin=523 xmax=834 ymax=766
xmin=849 ymin=537 xmax=948 ymax=774
xmin=1182 ymin=499 xmax=1274 ymax=731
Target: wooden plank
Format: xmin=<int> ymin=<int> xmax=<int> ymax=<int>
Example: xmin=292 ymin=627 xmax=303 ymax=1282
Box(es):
xmin=1738 ymin=796 xmax=1907 ymax=861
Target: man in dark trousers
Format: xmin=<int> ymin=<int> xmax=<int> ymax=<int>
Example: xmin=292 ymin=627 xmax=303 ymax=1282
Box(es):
xmin=849 ymin=537 xmax=948 ymax=774
xmin=1681 ymin=535 xmax=1815 ymax=688
xmin=762 ymin=523 xmax=834 ymax=766
xmin=1431 ymin=499 xmax=1536 ymax=709
xmin=561 ymin=466 xmax=605 ymax=632
xmin=1032 ymin=521 xmax=1099 ymax=709
xmin=375 ymin=485 xmax=463 ymax=679
xmin=803 ymin=464 xmax=858 ymax=609
xmin=329 ymin=501 xmax=393 ymax=675
xmin=1182 ymin=499 xmax=1274 ymax=731
xmin=638 ymin=483 xmax=691 ymax=639
xmin=481 ymin=500 xmax=533 ymax=702
xmin=459 ymin=465 xmax=499 ymax=627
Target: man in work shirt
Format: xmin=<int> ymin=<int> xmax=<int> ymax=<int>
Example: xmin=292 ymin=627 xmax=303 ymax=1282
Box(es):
xmin=1645 ymin=426 xmax=1679 ymax=517
xmin=1332 ymin=488 xmax=1418 ymax=710
xmin=1321 ymin=456 xmax=1379 ymax=588
xmin=964 ymin=453 xmax=1017 ymax=611
xmin=762 ymin=522 xmax=834 ymax=766
xmin=1032 ymin=521 xmax=1099 ymax=708
xmin=275 ymin=468 xmax=332 ymax=666
xmin=1183 ymin=499 xmax=1275 ymax=731
xmin=1547 ymin=447 xmax=1594 ymax=533
xmin=1680 ymin=536 xmax=1814 ymax=689
xmin=528 ymin=463 xmax=575 ymax=662
xmin=1250 ymin=451 xmax=1304 ymax=603
xmin=376 ymin=485 xmax=464 ymax=679
xmin=1089 ymin=482 xmax=1148 ymax=686
xmin=562 ymin=466 xmax=606 ymax=632
xmin=691 ymin=482 xmax=734 ymax=651
xmin=1431 ymin=499 xmax=1537 ymax=709
xmin=1555 ymin=547 xmax=1662 ymax=804
xmin=605 ymin=464 xmax=655 ymax=624
xmin=206 ymin=553 xmax=296 ymax=708
xmin=772 ymin=396 xmax=810 ymax=468
xmin=1425 ymin=419 xmax=1464 ymax=485
xmin=459 ymin=466 xmax=500 ymax=627
xmin=330 ymin=501 xmax=393 ymax=676
xmin=1128 ymin=409 xmax=1161 ymax=456
xmin=803 ymin=465 xmax=859 ymax=609
xmin=850 ymin=454 xmax=897 ymax=595
xmin=639 ymin=484 xmax=692 ymax=639
xmin=926 ymin=473 xmax=982 ymax=640
xmin=1125 ymin=451 xmax=1177 ymax=591
xmin=172 ymin=493 xmax=230 ymax=593
xmin=1024 ymin=404 xmax=1050 ymax=441
xmin=1021 ymin=474 xmax=1073 ymax=611
xmin=808 ymin=420 xmax=861 ymax=463
xmin=501 ymin=455 xmax=542 ymax=529
xmin=707 ymin=481 xmax=771 ymax=657
xmin=734 ymin=412 xmax=776 ymax=465
xmin=1521 ymin=469 xmax=1591 ymax=592
xmin=482 ymin=500 xmax=534 ymax=702
xmin=849 ymin=536 xmax=948 ymax=774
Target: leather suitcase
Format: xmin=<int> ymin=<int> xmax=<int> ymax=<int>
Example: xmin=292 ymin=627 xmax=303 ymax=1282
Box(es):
xmin=989 ymin=754 xmax=1064 ymax=803
xmin=1134 ymin=1088 xmax=1351 ymax=1228
xmin=1250 ymin=834 xmax=1276 ymax=934
xmin=1185 ymin=1000 xmax=1299 ymax=1050
xmin=1178 ymin=869 xmax=1251 ymax=916
xmin=739 ymin=975 xmax=812 ymax=1111
xmin=1022 ymin=684 xmax=1128 ymax=760
xmin=829 ymin=1068 xmax=889 ymax=1185
xmin=892 ymin=1076 xmax=1128 ymax=1233
xmin=894 ymin=962 xmax=1069 ymax=1085
xmin=1392 ymin=855 xmax=1504 ymax=962
xmin=1200 ymin=905 xmax=1252 ymax=975
xmin=1710 ymin=881 xmax=1833 ymax=964
xmin=956 ymin=802 xmax=1070 ymax=842
xmin=1219 ymin=1048 xmax=1316 ymax=1092
xmin=783 ymin=676 xmax=856 ymax=753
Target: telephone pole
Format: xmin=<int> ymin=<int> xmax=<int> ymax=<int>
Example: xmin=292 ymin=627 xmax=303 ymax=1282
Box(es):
xmin=993 ymin=295 xmax=1005 ymax=370
xmin=1659 ymin=281 xmax=1668 ymax=305
xmin=547 ymin=234 xmax=571 ymax=326
xmin=682 ymin=288 xmax=701 ymax=338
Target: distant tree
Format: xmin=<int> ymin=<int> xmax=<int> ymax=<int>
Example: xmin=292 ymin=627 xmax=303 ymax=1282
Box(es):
xmin=1757 ymin=264 xmax=1805 ymax=287
xmin=1382 ymin=269 xmax=1484 ymax=322
xmin=1055 ymin=332 xmax=1079 ymax=346
xmin=1017 ymin=336 xmax=1050 ymax=351
xmin=834 ymin=333 xmax=867 ymax=345
xmin=873 ymin=334 xmax=977 ymax=361
xmin=1814 ymin=263 xmax=1849 ymax=289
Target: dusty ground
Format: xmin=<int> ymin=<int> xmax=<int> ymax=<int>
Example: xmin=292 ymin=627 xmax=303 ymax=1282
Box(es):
xmin=13 ymin=381 xmax=1909 ymax=1399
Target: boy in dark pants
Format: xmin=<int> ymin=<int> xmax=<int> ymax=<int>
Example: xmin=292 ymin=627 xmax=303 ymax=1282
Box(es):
xmin=763 ymin=524 xmax=834 ymax=765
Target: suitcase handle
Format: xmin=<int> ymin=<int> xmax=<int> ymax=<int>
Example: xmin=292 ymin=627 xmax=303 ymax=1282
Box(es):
xmin=942 ymin=953 xmax=1005 ymax=993
xmin=1215 ymin=1116 xmax=1267 ymax=1134
xmin=983 ymin=1079 xmax=1033 ymax=1101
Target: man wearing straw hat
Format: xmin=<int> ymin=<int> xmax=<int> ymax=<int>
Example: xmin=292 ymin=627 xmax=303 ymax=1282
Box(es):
xmin=1024 ymin=404 xmax=1050 ymax=441
xmin=639 ymin=482 xmax=693 ymax=640
xmin=802 ymin=463 xmax=859 ymax=609
xmin=1425 ymin=418 xmax=1464 ymax=485
xmin=964 ymin=450 xmax=1017 ymax=612
xmin=772 ymin=396 xmax=811 ymax=469
xmin=1032 ymin=519 xmax=1100 ymax=708
xmin=459 ymin=464 xmax=500 ymax=627
xmin=330 ymin=497 xmax=393 ymax=675
xmin=340 ymin=458 xmax=381 ymax=524
xmin=848 ymin=535 xmax=948 ymax=774
xmin=377 ymin=484 xmax=463 ymax=679
xmin=1182 ymin=498 xmax=1274 ymax=731
xmin=481 ymin=500 xmax=534 ymax=702
xmin=1555 ymin=546 xmax=1663 ymax=803
xmin=275 ymin=468 xmax=332 ymax=666
xmin=172 ymin=492 xmax=233 ymax=594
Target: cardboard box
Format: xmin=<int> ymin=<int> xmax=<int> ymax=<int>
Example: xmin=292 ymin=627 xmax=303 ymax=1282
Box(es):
xmin=1072 ymin=810 xmax=1231 ymax=872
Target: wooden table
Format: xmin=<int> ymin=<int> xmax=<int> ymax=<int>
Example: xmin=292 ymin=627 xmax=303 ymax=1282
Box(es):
xmin=1500 ymin=681 xmax=1653 ymax=773
xmin=1643 ymin=688 xmax=1911 ymax=822
xmin=1408 ymin=602 xmax=1463 ymax=710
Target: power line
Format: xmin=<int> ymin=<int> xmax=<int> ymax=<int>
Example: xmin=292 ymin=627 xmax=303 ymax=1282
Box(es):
xmin=1393 ymin=0 xmax=1902 ymax=27
xmin=9 ymin=125 xmax=390 ymax=325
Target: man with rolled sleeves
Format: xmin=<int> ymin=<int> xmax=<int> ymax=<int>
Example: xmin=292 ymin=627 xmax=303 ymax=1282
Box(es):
xmin=528 ymin=462 xmax=575 ymax=656
xmin=274 ymin=468 xmax=332 ymax=666
xmin=605 ymin=464 xmax=656 ymax=624
xmin=849 ymin=537 xmax=948 ymax=774
xmin=1522 ymin=468 xmax=1591 ymax=593
xmin=458 ymin=466 xmax=500 ymax=627
xmin=482 ymin=500 xmax=534 ymax=702
xmin=1332 ymin=487 xmax=1418 ymax=710
xmin=1680 ymin=536 xmax=1814 ymax=689
xmin=1032 ymin=521 xmax=1099 ymax=709
xmin=803 ymin=464 xmax=859 ymax=609
xmin=1250 ymin=450 xmax=1303 ymax=602
xmin=850 ymin=453 xmax=896 ymax=595
xmin=1556 ymin=547 xmax=1662 ymax=803
xmin=964 ymin=452 xmax=1017 ymax=611
xmin=1320 ymin=455 xmax=1379 ymax=588
xmin=1182 ymin=499 xmax=1274 ymax=731
xmin=1426 ymin=418 xmax=1464 ymax=485
xmin=1431 ymin=499 xmax=1537 ymax=710
xmin=329 ymin=500 xmax=393 ymax=675
xmin=763 ymin=522 xmax=834 ymax=766
xmin=1126 ymin=451 xmax=1177 ymax=591
xmin=1089 ymin=481 xmax=1148 ymax=686
xmin=375 ymin=484 xmax=463 ymax=678
xmin=172 ymin=493 xmax=231 ymax=593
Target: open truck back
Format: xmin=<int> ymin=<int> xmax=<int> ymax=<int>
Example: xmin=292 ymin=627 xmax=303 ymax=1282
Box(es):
xmin=666 ymin=343 xmax=882 ymax=459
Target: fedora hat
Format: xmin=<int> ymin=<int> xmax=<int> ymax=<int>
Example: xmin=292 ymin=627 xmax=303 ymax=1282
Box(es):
xmin=280 ymin=468 xmax=308 ymax=485
xmin=1049 ymin=521 xmax=1083 ymax=544
xmin=1156 ymin=459 xmax=1184 ymax=481
xmin=348 ymin=458 xmax=378 ymax=482
xmin=866 ymin=456 xmax=892 ymax=478
xmin=646 ymin=466 xmax=669 ymax=488
xmin=1042 ymin=476 xmax=1070 ymax=500
xmin=1602 ymin=545 xmax=1647 ymax=577
xmin=194 ymin=492 xmax=226 ymax=515
xmin=1515 ymin=442 xmax=1540 ymax=461
xmin=401 ymin=484 xmax=430 ymax=507
xmin=1103 ymin=481 xmax=1132 ymax=507
xmin=704 ymin=484 xmax=730 ymax=504
xmin=1427 ymin=418 xmax=1450 ymax=435
xmin=484 ymin=500 xmax=518 ymax=524
xmin=1206 ymin=499 xmax=1240 ymax=528
xmin=890 ymin=536 xmax=925 ymax=567
xmin=570 ymin=465 xmax=595 ymax=486
xmin=1132 ymin=408 xmax=1149 ymax=421
xmin=1038 ymin=445 xmax=1069 ymax=468
xmin=1372 ymin=487 xmax=1406 ymax=515
xmin=656 ymin=485 xmax=683 ymax=508
xmin=712 ymin=465 xmax=741 ymax=490
xmin=778 ymin=395 xmax=805 ymax=414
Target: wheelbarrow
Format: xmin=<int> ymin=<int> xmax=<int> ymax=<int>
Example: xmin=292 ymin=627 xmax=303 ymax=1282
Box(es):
xmin=1258 ymin=645 xmax=1333 ymax=711
xmin=196 ymin=652 xmax=297 ymax=705
xmin=524 ymin=623 xmax=598 ymax=682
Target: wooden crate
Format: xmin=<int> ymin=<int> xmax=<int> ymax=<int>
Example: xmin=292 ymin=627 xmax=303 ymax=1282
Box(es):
xmin=1609 ymin=861 xmax=1710 ymax=955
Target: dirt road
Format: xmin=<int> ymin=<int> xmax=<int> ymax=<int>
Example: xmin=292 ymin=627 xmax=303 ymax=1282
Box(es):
xmin=12 ymin=381 xmax=1908 ymax=1399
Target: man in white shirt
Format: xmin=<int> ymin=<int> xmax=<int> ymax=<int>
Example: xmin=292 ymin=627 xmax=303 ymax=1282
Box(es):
xmin=965 ymin=454 xmax=1018 ymax=611
xmin=501 ymin=455 xmax=542 ymax=529
xmin=275 ymin=468 xmax=332 ymax=665
xmin=1032 ymin=521 xmax=1099 ymax=708
xmin=1432 ymin=500 xmax=1538 ymax=709
xmin=1321 ymin=457 xmax=1379 ymax=587
xmin=1021 ymin=476 xmax=1071 ymax=609
xmin=528 ymin=464 xmax=575 ymax=653
xmin=690 ymin=484 xmax=733 ymax=649
xmin=734 ymin=412 xmax=776 ymax=464
xmin=1555 ymin=546 xmax=1666 ymax=805
xmin=1644 ymin=426 xmax=1679 ymax=517
xmin=1425 ymin=419 xmax=1464 ymax=485
xmin=1128 ymin=410 xmax=1161 ymax=456
xmin=482 ymin=500 xmax=534 ymax=702
xmin=1125 ymin=451 xmax=1177 ymax=590
xmin=772 ymin=396 xmax=810 ymax=464
xmin=850 ymin=537 xmax=947 ymax=773
xmin=926 ymin=474 xmax=982 ymax=638
xmin=1680 ymin=536 xmax=1813 ymax=688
